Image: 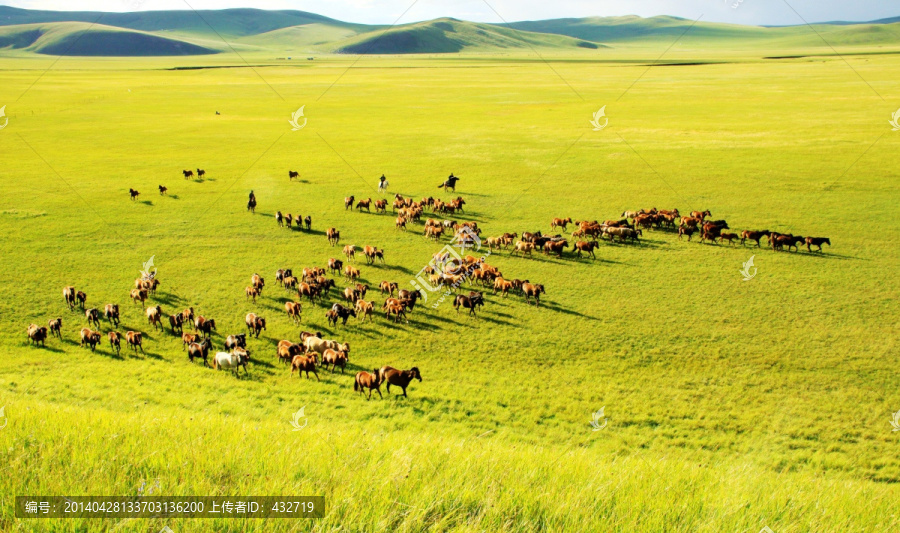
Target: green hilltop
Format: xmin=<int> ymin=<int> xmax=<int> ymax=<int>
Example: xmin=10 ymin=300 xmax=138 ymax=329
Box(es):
xmin=0 ymin=6 xmax=898 ymax=56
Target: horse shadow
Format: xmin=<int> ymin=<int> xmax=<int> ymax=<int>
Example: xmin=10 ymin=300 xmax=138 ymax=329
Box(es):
xmin=139 ymin=200 xmax=153 ymax=207
xmin=168 ymin=194 xmax=180 ymax=200
xmin=152 ymin=291 xmax=185 ymax=307
xmin=540 ymin=301 xmax=600 ymax=321
xmin=27 ymin=343 xmax=65 ymax=353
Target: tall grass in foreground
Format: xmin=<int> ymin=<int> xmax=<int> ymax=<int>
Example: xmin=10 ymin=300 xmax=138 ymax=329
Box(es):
xmin=1 ymin=401 xmax=897 ymax=532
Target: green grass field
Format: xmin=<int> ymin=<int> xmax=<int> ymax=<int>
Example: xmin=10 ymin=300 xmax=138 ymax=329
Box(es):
xmin=0 ymin=43 xmax=899 ymax=532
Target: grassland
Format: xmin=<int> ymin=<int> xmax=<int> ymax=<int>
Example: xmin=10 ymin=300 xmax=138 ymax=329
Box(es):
xmin=0 ymin=42 xmax=898 ymax=532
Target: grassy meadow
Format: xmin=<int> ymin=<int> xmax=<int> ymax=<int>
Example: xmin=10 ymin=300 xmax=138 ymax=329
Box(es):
xmin=0 ymin=45 xmax=899 ymax=532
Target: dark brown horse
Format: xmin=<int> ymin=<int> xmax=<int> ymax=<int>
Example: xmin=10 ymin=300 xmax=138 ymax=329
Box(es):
xmin=378 ymin=366 xmax=423 ymax=397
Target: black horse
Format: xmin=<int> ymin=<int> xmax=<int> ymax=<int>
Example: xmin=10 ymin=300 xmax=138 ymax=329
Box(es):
xmin=453 ymin=292 xmax=484 ymax=317
xmin=438 ymin=173 xmax=460 ymax=192
xmin=328 ymin=304 xmax=357 ymax=326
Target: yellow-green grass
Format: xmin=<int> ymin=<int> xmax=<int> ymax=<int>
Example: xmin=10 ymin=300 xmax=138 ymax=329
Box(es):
xmin=0 ymin=49 xmax=898 ymax=531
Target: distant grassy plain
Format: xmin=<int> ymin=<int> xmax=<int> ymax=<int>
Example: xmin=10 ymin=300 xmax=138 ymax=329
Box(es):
xmin=0 ymin=43 xmax=898 ymax=531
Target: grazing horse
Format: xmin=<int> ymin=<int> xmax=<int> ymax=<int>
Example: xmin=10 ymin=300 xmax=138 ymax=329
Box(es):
xmin=188 ymin=339 xmax=212 ymax=366
xmin=245 ymin=286 xmax=260 ymax=302
xmin=226 ymin=334 xmax=247 ymax=351
xmin=718 ymin=232 xmax=739 ymax=245
xmin=344 ymin=265 xmax=360 ymax=282
xmin=108 ymin=331 xmax=121 ymax=356
xmin=354 ymin=369 xmax=383 ymax=400
xmin=551 ymin=217 xmax=573 ymax=231
xmin=277 ymin=340 xmax=302 ymax=365
xmin=678 ymin=225 xmax=696 ymax=241
xmin=80 ymin=328 xmax=101 ymax=351
xmin=129 ymin=188 xmax=140 ymax=200
xmin=363 ymin=245 xmax=383 ymax=264
xmin=126 ymin=331 xmax=145 ymax=354
xmin=290 ymin=354 xmax=319 ymax=380
xmin=168 ymin=313 xmax=183 ymax=334
xmin=355 ymin=300 xmax=374 ymax=323
xmin=245 ymin=313 xmax=266 ymax=338
xmin=183 ymin=169 xmax=194 ymax=179
xmin=574 ymin=240 xmax=598 ymax=259
xmin=378 ymin=366 xmax=422 ymax=398
xmin=158 ymin=185 xmax=168 ymax=195
xmin=285 ymin=301 xmax=303 ymax=325
xmin=63 ymin=286 xmax=77 ymax=310
xmin=806 ymin=237 xmax=831 ymax=252
xmin=213 ymin=349 xmax=249 ymax=376
xmin=322 ymin=348 xmax=349 ymax=374
xmin=48 ymin=318 xmax=63 ymax=339
xmin=146 ymin=305 xmax=163 ymax=331
xmin=740 ymin=230 xmax=770 ymax=247
xmin=453 ymin=292 xmax=484 ymax=317
xmin=344 ymin=196 xmax=355 ymax=210
xmin=380 ymin=281 xmax=398 ymax=297
xmin=691 ymin=210 xmax=711 ymax=221
xmin=327 ymin=228 xmax=340 ymax=246
xmin=27 ymin=324 xmax=48 ymax=346
xmin=438 ymin=173 xmax=460 ymax=192
xmin=522 ymin=283 xmax=545 ymax=306
xmin=195 ymin=316 xmax=216 ymax=338
xmin=328 ymin=304 xmax=357 ymax=326
xmin=288 ymin=170 xmax=299 ymax=181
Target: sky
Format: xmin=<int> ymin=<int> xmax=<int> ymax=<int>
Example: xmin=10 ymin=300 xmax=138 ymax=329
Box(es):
xmin=1 ymin=0 xmax=897 ymax=26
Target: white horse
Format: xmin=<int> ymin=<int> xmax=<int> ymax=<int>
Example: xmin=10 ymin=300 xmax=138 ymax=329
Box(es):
xmin=213 ymin=349 xmax=249 ymax=376
xmin=378 ymin=179 xmax=389 ymax=192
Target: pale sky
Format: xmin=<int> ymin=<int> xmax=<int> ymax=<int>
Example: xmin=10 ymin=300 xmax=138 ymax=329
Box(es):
xmin=1 ymin=0 xmax=897 ymax=26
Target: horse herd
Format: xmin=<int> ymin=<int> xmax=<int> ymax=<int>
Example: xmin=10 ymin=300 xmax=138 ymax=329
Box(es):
xmin=32 ymin=174 xmax=833 ymax=403
xmin=27 ymin=279 xmax=425 ymax=399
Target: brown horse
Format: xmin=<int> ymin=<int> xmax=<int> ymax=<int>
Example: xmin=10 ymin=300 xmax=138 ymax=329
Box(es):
xmin=806 ymin=237 xmax=831 ymax=252
xmin=740 ymin=230 xmax=770 ymax=247
xmin=378 ymin=366 xmax=422 ymax=397
xmin=322 ymin=348 xmax=349 ymax=374
xmin=522 ymin=283 xmax=545 ymax=306
xmin=291 ymin=354 xmax=319 ymax=380
xmin=354 ymin=369 xmax=383 ymax=400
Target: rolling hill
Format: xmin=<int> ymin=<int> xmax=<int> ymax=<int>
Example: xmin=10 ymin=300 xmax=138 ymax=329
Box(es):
xmin=330 ymin=18 xmax=604 ymax=54
xmin=0 ymin=6 xmax=899 ymax=56
xmin=0 ymin=22 xmax=218 ymax=56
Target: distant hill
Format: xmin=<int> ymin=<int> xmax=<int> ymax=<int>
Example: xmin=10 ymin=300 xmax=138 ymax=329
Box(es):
xmin=332 ymin=18 xmax=605 ymax=54
xmin=502 ymin=15 xmax=773 ymax=43
xmin=0 ymin=6 xmax=899 ymax=57
xmin=0 ymin=6 xmax=363 ymax=38
xmin=0 ymin=22 xmax=218 ymax=56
